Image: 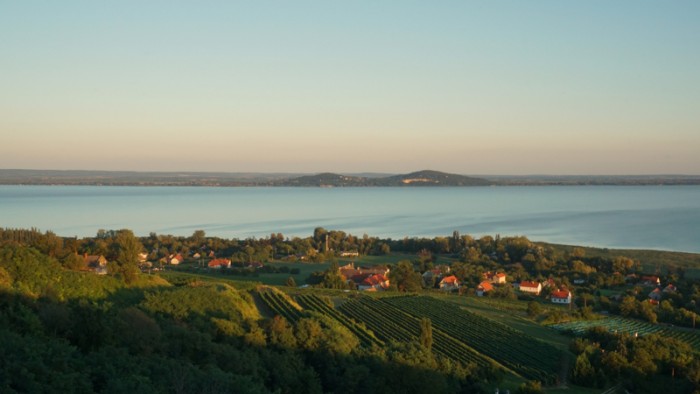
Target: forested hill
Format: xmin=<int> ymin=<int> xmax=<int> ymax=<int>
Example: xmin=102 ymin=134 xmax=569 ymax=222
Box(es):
xmin=277 ymin=170 xmax=492 ymax=187
xmin=380 ymin=170 xmax=492 ymax=186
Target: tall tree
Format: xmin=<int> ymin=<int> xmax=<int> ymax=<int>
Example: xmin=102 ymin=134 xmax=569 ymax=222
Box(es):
xmin=110 ymin=229 xmax=143 ymax=284
xmin=419 ymin=317 xmax=433 ymax=351
xmin=389 ymin=260 xmax=422 ymax=292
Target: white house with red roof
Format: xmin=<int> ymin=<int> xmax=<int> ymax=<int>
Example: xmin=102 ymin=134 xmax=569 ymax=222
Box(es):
xmin=519 ymin=281 xmax=542 ymax=296
xmin=484 ymin=271 xmax=507 ymax=284
xmin=439 ymin=275 xmax=460 ymax=291
xmin=476 ymin=281 xmax=494 ymax=296
xmin=169 ymin=254 xmax=185 ymax=265
xmin=551 ymin=289 xmax=572 ymax=304
xmin=208 ymin=258 xmax=231 ymax=269
xmin=358 ymin=274 xmax=390 ymax=291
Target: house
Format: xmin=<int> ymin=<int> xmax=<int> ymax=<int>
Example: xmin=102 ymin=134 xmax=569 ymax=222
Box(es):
xmin=340 ymin=263 xmax=390 ymax=283
xmin=648 ymin=288 xmax=662 ymax=301
xmin=139 ymin=261 xmax=153 ymax=273
xmin=519 ymin=281 xmax=542 ymax=296
xmin=543 ymin=278 xmax=557 ymax=288
xmin=422 ymin=268 xmax=442 ymax=287
xmin=483 ymin=272 xmax=506 ymax=284
xmin=641 ymin=275 xmax=661 ymax=286
xmin=84 ymin=254 xmax=108 ymax=275
xmin=439 ymin=275 xmax=460 ymax=291
xmin=663 ymin=284 xmax=677 ymax=293
xmin=169 ymin=254 xmax=184 ymax=265
xmin=84 ymin=254 xmax=107 ymax=268
xmin=476 ymin=281 xmax=493 ymax=296
xmin=339 ymin=251 xmax=359 ymax=257
xmin=138 ymin=252 xmax=148 ymax=263
xmin=551 ymin=289 xmax=572 ymax=304
xmin=208 ymin=258 xmax=231 ymax=269
xmin=358 ymin=274 xmax=390 ymax=291
xmin=192 ymin=252 xmax=201 ymax=259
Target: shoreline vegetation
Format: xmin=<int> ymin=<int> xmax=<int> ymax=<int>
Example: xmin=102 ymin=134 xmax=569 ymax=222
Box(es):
xmin=3 ymin=227 xmax=700 ymax=392
xmin=2 ymin=169 xmax=700 ymax=187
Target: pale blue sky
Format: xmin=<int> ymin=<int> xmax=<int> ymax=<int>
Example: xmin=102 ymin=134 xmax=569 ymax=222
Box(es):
xmin=1 ymin=1 xmax=698 ymax=174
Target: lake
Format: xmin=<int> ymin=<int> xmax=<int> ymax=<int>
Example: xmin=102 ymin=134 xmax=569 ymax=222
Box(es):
xmin=1 ymin=185 xmax=699 ymax=253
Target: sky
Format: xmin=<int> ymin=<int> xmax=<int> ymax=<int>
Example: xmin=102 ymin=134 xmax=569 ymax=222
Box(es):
xmin=1 ymin=1 xmax=699 ymax=175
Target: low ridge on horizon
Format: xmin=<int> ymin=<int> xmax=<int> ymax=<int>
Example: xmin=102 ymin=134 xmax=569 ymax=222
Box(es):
xmin=1 ymin=168 xmax=700 ymax=186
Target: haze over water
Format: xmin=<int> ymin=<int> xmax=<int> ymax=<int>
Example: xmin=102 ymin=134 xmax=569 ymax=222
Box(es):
xmin=2 ymin=185 xmax=699 ymax=253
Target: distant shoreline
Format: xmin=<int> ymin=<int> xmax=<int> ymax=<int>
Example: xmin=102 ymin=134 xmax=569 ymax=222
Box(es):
xmin=2 ymin=169 xmax=700 ymax=187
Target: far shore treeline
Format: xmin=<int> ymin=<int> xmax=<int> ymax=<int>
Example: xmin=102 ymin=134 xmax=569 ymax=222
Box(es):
xmin=3 ymin=226 xmax=700 ymax=393
xmin=2 ymin=169 xmax=700 ymax=186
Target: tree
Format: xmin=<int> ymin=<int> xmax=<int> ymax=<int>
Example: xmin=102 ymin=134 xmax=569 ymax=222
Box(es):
xmin=527 ymin=301 xmax=542 ymax=318
xmin=110 ymin=229 xmax=143 ymax=284
xmin=389 ymin=260 xmax=422 ymax=292
xmin=379 ymin=243 xmax=391 ymax=255
xmin=517 ymin=380 xmax=543 ymax=394
xmin=572 ymin=354 xmax=595 ymax=385
xmin=321 ymin=261 xmax=345 ymax=289
xmin=62 ymin=252 xmax=86 ymax=270
xmin=419 ymin=318 xmax=433 ymax=351
xmin=286 ymin=276 xmax=297 ymax=288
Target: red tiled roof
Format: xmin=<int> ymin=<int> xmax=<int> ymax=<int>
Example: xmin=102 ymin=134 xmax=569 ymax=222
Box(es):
xmin=496 ymin=273 xmax=506 ymax=278
xmin=362 ymin=274 xmax=388 ymax=286
xmin=477 ymin=281 xmax=493 ymax=291
xmin=520 ymin=281 xmax=540 ymax=289
xmin=208 ymin=258 xmax=230 ymax=267
xmin=441 ymin=275 xmax=459 ymax=285
xmin=551 ymin=290 xmax=571 ymax=299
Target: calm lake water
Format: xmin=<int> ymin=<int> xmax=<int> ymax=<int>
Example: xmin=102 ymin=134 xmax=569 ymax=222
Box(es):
xmin=1 ymin=185 xmax=699 ymax=253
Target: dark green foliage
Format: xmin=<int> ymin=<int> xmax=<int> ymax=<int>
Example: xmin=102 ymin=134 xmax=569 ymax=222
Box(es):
xmin=527 ymin=301 xmax=542 ymax=317
xmin=389 ymin=260 xmax=423 ymax=292
xmin=420 ymin=317 xmax=433 ymax=351
xmin=0 ymin=242 xmax=490 ymax=394
xmin=569 ymin=328 xmax=699 ymax=392
xmin=0 ymin=328 xmax=91 ymax=393
xmin=286 ymin=275 xmax=296 ymax=287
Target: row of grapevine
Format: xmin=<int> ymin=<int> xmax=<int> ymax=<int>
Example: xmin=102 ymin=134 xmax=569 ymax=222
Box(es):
xmin=382 ymin=295 xmax=561 ymax=384
xmin=549 ymin=316 xmax=700 ymax=350
xmin=258 ymin=289 xmax=305 ymax=323
xmin=338 ymin=296 xmax=500 ymax=370
xmin=296 ymin=294 xmax=383 ymax=348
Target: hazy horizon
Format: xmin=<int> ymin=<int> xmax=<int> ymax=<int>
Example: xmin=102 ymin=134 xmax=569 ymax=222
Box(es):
xmin=3 ymin=168 xmax=700 ymax=178
xmin=2 ymin=2 xmax=699 ymax=175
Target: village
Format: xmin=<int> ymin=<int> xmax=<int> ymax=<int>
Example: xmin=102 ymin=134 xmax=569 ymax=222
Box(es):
xmin=79 ymin=250 xmax=683 ymax=311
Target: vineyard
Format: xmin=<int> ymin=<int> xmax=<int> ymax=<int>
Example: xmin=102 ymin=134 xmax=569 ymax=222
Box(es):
xmin=296 ymin=294 xmax=383 ymax=348
xmin=258 ymin=289 xmax=564 ymax=383
xmin=337 ymin=296 xmax=500 ymax=371
xmin=549 ymin=316 xmax=700 ymax=351
xmin=258 ymin=287 xmax=305 ymax=322
xmin=382 ymin=295 xmax=562 ymax=384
